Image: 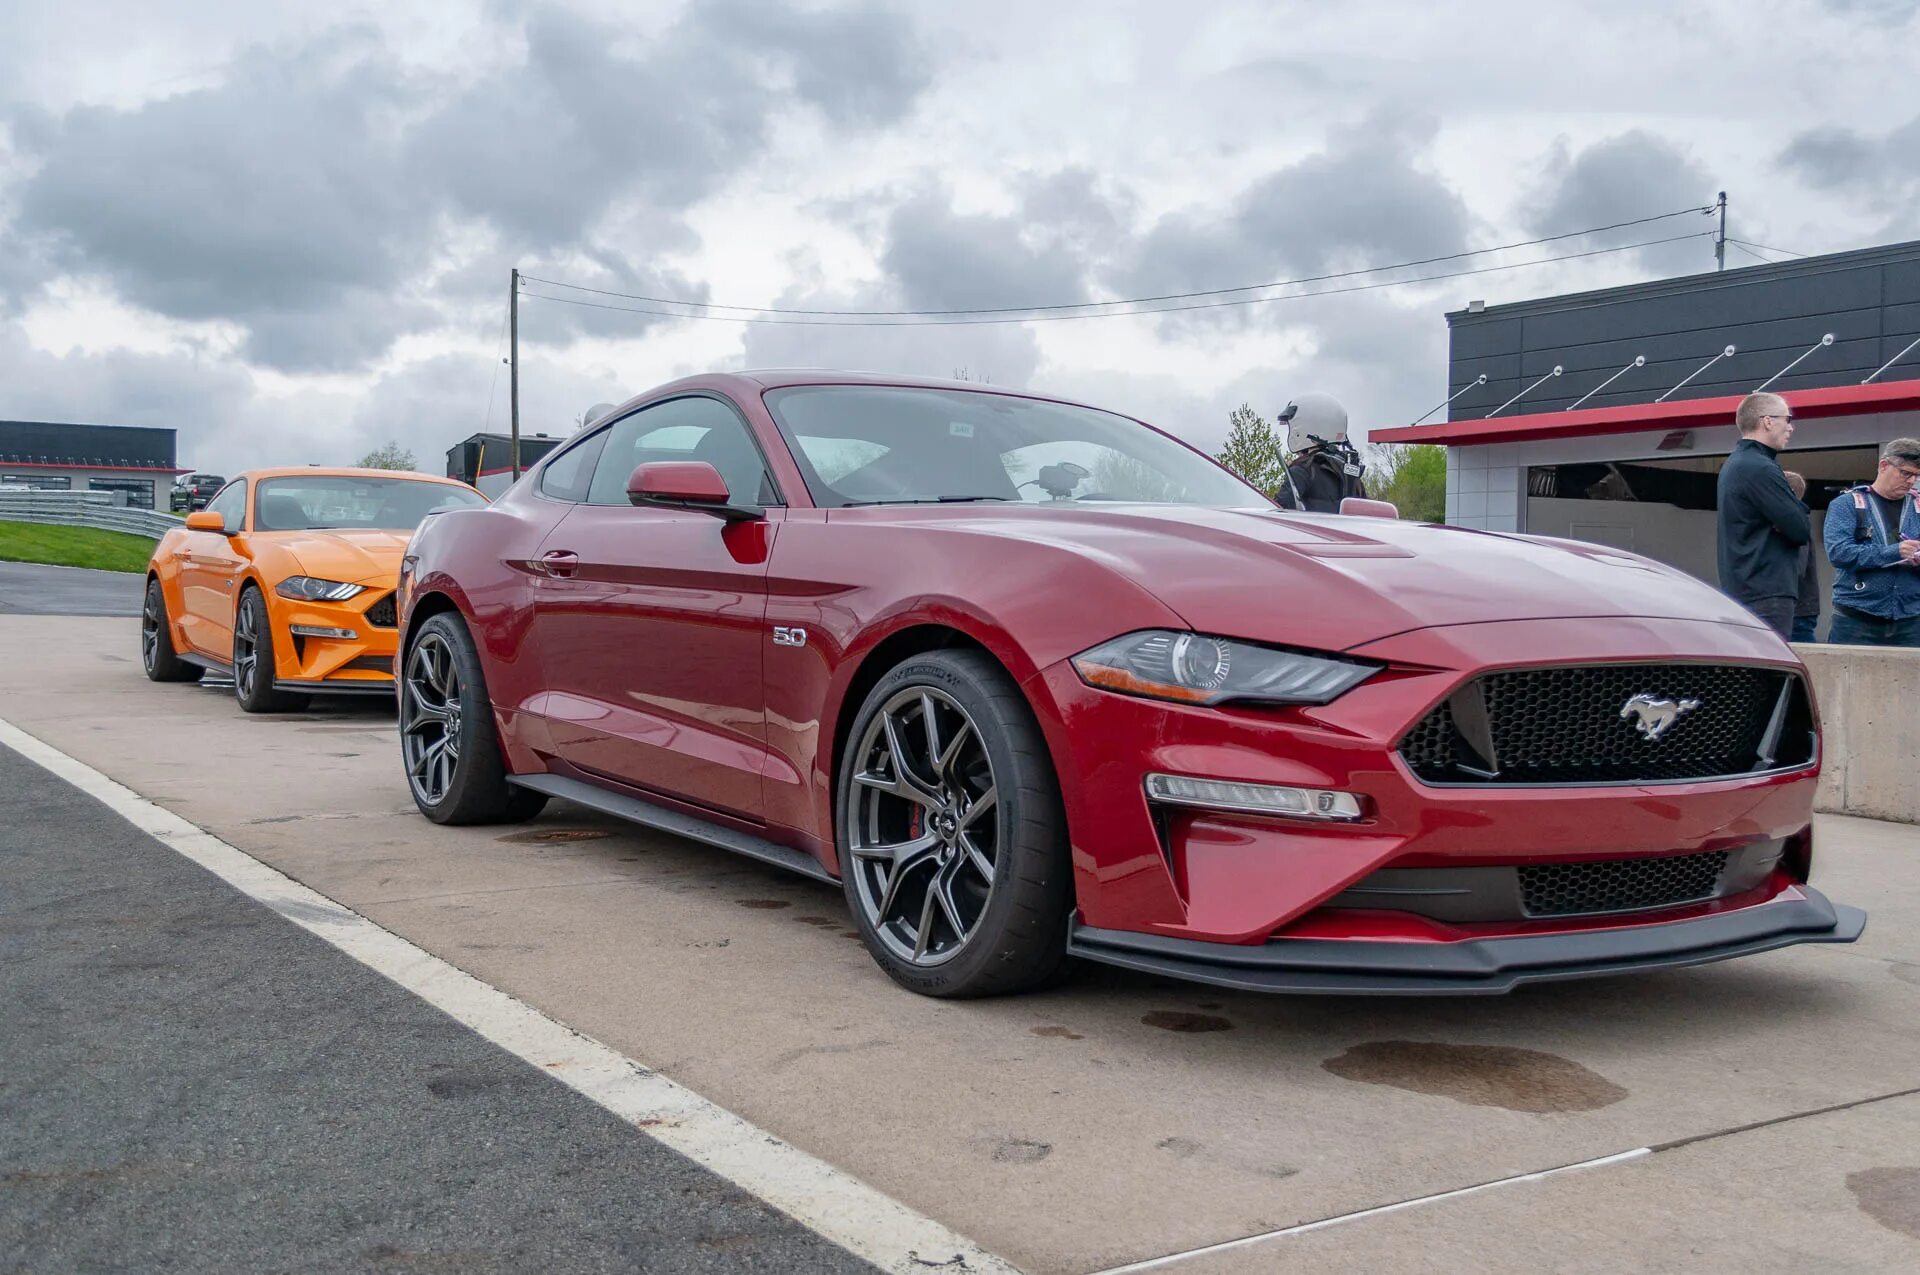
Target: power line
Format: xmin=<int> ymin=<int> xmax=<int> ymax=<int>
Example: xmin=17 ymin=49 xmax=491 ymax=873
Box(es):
xmin=517 ymin=204 xmax=1714 ymax=319
xmin=1728 ymin=236 xmax=1805 ymax=259
xmin=515 ymin=230 xmax=1715 ymax=328
xmin=1728 ymin=241 xmax=1778 ymax=265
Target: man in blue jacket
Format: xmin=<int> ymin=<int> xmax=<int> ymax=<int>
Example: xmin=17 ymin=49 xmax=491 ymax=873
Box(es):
xmin=1716 ymin=393 xmax=1809 ymax=640
xmin=1823 ymin=437 xmax=1920 ymax=646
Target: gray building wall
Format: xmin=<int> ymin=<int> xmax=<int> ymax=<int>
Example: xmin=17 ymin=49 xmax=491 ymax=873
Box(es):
xmin=1444 ymin=240 xmax=1920 ymax=420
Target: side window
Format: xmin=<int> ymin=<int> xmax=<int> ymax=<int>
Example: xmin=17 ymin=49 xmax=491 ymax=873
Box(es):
xmin=586 ymin=396 xmax=777 ymax=507
xmin=538 ymin=430 xmax=609 ymax=503
xmin=205 ymin=480 xmax=247 ymax=532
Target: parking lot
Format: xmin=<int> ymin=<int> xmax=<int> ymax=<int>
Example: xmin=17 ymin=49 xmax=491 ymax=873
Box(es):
xmin=4 ymin=609 xmax=1918 ymax=1272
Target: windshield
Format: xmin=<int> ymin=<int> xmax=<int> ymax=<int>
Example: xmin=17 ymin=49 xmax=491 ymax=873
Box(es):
xmin=763 ymin=385 xmax=1269 ymax=509
xmin=254 ymin=476 xmax=485 ymax=532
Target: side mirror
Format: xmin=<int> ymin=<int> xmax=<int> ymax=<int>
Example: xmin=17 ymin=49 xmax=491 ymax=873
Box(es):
xmin=1339 ymin=496 xmax=1399 ymax=520
xmin=185 ymin=511 xmax=229 ymax=533
xmin=626 ymin=462 xmax=763 ymax=522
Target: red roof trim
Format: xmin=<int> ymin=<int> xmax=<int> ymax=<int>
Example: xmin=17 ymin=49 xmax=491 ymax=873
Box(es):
xmin=0 ymin=461 xmax=191 ymax=475
xmin=1370 ymin=376 xmax=1920 ymax=447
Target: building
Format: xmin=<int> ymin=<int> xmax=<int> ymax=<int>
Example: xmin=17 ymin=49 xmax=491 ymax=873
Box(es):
xmin=445 ymin=431 xmax=564 ymax=499
xmin=0 ymin=419 xmax=189 ymax=510
xmin=1373 ymin=239 xmax=1920 ymax=595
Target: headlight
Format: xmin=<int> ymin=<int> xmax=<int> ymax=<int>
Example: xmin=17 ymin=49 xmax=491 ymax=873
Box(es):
xmin=275 ymin=576 xmax=366 ymax=602
xmin=1071 ymin=630 xmax=1377 ymax=706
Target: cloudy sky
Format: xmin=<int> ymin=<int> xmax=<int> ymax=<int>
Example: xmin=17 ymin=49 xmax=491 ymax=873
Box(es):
xmin=2 ymin=0 xmax=1917 ymax=474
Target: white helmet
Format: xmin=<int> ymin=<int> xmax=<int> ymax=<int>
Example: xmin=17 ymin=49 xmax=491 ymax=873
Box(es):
xmin=580 ymin=402 xmax=617 ymax=431
xmin=1281 ymin=392 xmax=1349 ymax=454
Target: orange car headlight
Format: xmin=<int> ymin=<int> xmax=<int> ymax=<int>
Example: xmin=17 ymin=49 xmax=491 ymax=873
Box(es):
xmin=276 ymin=576 xmax=366 ymax=602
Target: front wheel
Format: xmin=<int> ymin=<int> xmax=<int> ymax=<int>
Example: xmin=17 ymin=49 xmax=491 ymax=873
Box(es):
xmin=233 ymin=587 xmax=307 ymax=713
xmin=838 ymin=649 xmax=1071 ymax=998
xmin=142 ymin=578 xmax=202 ymax=683
xmin=400 ymin=612 xmax=548 ymax=825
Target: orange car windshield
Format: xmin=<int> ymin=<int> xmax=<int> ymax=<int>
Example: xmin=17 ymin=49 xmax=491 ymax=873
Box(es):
xmin=254 ymin=476 xmax=485 ymax=532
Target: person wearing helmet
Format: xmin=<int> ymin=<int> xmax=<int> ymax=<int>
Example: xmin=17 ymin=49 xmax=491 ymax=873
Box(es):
xmin=1273 ymin=393 xmax=1366 ymax=513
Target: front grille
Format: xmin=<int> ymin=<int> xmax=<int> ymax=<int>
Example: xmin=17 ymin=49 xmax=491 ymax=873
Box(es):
xmin=1520 ymin=850 xmax=1729 ymax=917
xmin=344 ymin=655 xmax=394 ymax=675
xmin=363 ymin=593 xmax=396 ymax=627
xmin=1398 ymin=663 xmax=1813 ymax=785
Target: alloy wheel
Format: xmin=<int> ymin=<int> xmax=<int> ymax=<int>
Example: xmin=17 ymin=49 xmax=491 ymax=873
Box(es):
xmin=847 ymin=686 xmax=1000 ymax=966
xmin=141 ymin=588 xmax=161 ymax=673
xmin=233 ymin=598 xmax=259 ymax=699
xmin=402 ymin=633 xmax=463 ymax=806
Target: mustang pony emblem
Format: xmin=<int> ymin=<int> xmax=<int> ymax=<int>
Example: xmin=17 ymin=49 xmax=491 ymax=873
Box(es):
xmin=1620 ymin=693 xmax=1701 ymax=741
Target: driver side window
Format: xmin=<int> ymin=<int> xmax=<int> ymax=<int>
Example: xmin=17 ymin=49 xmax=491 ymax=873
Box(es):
xmin=585 ymin=396 xmax=776 ymax=507
xmin=204 ymin=480 xmax=247 ymax=532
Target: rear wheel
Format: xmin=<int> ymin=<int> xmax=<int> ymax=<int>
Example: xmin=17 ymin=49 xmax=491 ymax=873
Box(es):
xmin=401 ymin=611 xmax=548 ymax=825
xmin=142 ymin=578 xmax=202 ymax=683
xmin=838 ymin=649 xmax=1071 ymax=998
xmin=233 ymin=587 xmax=308 ymax=713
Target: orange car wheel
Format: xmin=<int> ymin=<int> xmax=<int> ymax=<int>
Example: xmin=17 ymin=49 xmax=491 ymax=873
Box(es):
xmin=142 ymin=578 xmax=202 ymax=684
xmin=233 ymin=586 xmax=309 ymax=714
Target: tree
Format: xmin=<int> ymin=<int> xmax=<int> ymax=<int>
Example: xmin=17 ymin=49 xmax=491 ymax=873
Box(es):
xmin=356 ymin=440 xmax=417 ymax=471
xmin=1216 ymin=403 xmax=1288 ymax=495
xmin=1364 ymin=442 xmax=1447 ymax=522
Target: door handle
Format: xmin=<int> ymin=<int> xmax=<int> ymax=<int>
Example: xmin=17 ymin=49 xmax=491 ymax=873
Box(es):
xmin=540 ymin=550 xmax=580 ymax=579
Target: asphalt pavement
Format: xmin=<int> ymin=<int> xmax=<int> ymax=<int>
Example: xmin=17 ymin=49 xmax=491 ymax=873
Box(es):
xmin=0 ymin=560 xmax=143 ymax=617
xmin=0 ymin=743 xmax=879 ymax=1274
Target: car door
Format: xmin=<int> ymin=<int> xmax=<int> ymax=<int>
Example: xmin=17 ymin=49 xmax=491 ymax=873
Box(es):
xmin=531 ymin=395 xmax=781 ymax=819
xmin=178 ymin=479 xmax=249 ymax=658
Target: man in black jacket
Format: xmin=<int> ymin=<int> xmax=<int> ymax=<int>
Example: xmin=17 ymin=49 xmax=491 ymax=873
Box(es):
xmin=1716 ymin=392 xmax=1810 ymax=639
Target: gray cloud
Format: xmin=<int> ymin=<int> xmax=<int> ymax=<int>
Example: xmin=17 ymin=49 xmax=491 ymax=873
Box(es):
xmin=4 ymin=2 xmax=932 ymax=372
xmin=1523 ymin=131 xmax=1719 ymax=275
xmin=1121 ymin=110 xmax=1472 ymax=301
xmin=1778 ymin=113 xmax=1920 ymax=237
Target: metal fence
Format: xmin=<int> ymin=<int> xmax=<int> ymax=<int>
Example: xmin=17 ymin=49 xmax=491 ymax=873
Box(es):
xmin=0 ymin=490 xmax=185 ymax=540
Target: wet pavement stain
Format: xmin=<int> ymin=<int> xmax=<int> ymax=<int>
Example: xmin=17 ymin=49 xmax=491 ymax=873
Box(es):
xmin=1890 ymin=962 xmax=1920 ymax=988
xmin=794 ymin=915 xmax=841 ymax=928
xmin=1847 ymin=1167 xmax=1920 ymax=1240
xmin=989 ymin=1138 xmax=1052 ymax=1164
xmin=1142 ymin=1010 xmax=1235 ymax=1033
xmin=736 ymin=898 xmax=790 ymax=910
xmin=1031 ymin=1025 xmax=1085 ymax=1040
xmin=1156 ymin=1136 xmax=1202 ymax=1158
xmin=497 ymin=828 xmax=612 ymax=844
xmin=1322 ymin=1041 xmax=1628 ymax=1113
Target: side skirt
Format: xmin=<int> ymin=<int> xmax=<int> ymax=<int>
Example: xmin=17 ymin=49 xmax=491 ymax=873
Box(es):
xmin=177 ymin=651 xmax=235 ymax=677
xmin=507 ymin=772 xmax=837 ymax=886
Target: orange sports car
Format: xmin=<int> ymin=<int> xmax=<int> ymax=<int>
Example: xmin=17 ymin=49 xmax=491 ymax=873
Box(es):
xmin=142 ymin=467 xmax=486 ymax=711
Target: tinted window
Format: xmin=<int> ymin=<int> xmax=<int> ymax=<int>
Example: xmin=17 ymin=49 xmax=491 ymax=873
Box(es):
xmin=586 ymin=396 xmax=776 ymax=507
xmin=538 ymin=429 xmax=609 ymax=503
xmin=205 ymin=480 xmax=247 ymax=531
xmin=764 ymin=385 xmax=1263 ymax=508
xmin=253 ymin=476 xmax=485 ymax=531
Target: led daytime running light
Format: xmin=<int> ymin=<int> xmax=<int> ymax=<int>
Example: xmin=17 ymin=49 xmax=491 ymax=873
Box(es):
xmin=1145 ymin=773 xmax=1363 ymax=821
xmin=276 ymin=576 xmax=366 ymax=602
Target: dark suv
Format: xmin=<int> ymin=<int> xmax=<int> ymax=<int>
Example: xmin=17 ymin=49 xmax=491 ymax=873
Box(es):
xmin=169 ymin=473 xmax=226 ymax=513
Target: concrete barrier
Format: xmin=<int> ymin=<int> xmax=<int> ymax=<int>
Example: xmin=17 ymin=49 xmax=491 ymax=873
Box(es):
xmin=1793 ymin=642 xmax=1920 ymax=824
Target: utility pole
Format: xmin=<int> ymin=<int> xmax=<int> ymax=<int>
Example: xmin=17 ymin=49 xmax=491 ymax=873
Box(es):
xmin=1714 ymin=191 xmax=1727 ymax=272
xmin=509 ymin=268 xmax=522 ymax=481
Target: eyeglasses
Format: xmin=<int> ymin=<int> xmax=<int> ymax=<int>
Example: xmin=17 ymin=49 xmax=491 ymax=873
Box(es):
xmin=1891 ymin=463 xmax=1920 ymax=481
xmin=1763 ymin=413 xmax=1795 ymax=424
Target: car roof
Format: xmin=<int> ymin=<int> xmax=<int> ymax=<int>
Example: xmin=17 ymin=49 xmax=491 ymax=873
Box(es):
xmin=234 ymin=467 xmax=474 ymax=486
xmin=596 ymin=369 xmax=1131 ymax=423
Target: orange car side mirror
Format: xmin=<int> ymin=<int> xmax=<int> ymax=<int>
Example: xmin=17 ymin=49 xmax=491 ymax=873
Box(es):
xmin=184 ymin=511 xmax=229 ymax=533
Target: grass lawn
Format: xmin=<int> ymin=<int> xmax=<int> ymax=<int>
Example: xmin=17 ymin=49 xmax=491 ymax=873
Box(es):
xmin=0 ymin=521 xmax=158 ymax=573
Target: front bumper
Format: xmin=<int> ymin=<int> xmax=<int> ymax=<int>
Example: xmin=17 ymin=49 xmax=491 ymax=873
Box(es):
xmin=1069 ymin=887 xmax=1866 ymax=995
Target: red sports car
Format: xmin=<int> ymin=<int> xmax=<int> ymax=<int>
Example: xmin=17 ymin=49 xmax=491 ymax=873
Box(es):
xmin=397 ymin=372 xmax=1864 ymax=998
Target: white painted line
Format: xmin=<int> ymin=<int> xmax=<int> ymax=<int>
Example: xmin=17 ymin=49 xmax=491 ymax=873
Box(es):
xmin=0 ymin=716 xmax=1019 ymax=1275
xmin=1083 ymin=1148 xmax=1653 ymax=1275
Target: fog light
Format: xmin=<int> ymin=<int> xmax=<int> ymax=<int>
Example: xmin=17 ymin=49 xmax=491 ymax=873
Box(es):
xmin=290 ymin=625 xmax=358 ymax=640
xmin=1145 ymin=773 xmax=1363 ymax=821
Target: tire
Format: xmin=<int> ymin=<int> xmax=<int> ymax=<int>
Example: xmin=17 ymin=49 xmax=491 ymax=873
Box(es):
xmin=837 ymin=649 xmax=1071 ymax=998
xmin=142 ymin=578 xmax=202 ymax=683
xmin=232 ymin=586 xmax=309 ymax=713
xmin=400 ymin=611 xmax=548 ymax=825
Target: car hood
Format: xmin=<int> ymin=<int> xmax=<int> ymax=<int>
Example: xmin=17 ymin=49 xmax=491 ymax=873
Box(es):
xmin=267 ymin=529 xmax=409 ymax=586
xmin=875 ymin=504 xmax=1765 ymax=652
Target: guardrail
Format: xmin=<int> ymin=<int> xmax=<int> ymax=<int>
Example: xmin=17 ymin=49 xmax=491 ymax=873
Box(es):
xmin=0 ymin=491 xmax=185 ymax=540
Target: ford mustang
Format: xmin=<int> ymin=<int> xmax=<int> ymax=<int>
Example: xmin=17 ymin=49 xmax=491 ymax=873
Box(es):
xmin=144 ymin=467 xmax=486 ymax=710
xmin=396 ymin=372 xmax=1864 ymax=997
